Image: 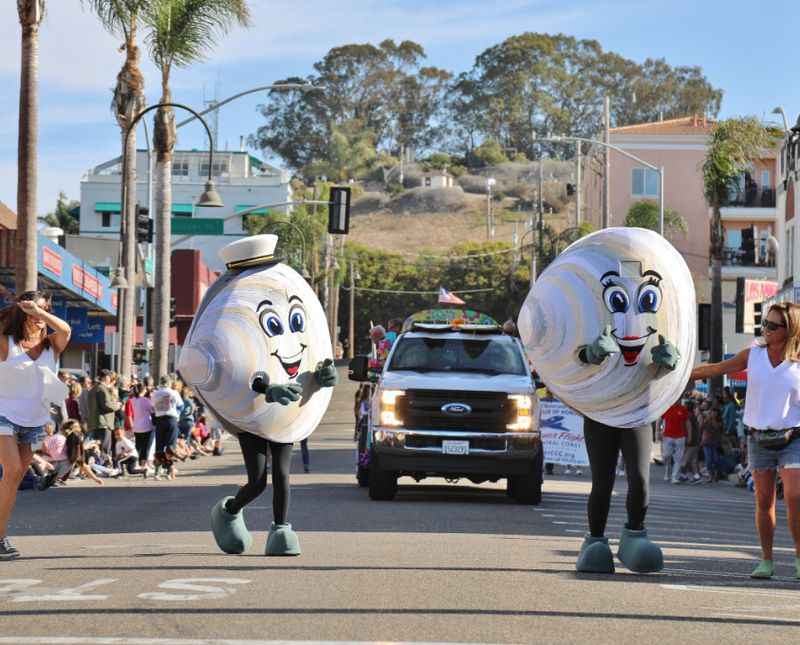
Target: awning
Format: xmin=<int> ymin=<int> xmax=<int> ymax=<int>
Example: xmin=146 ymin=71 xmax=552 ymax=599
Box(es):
xmin=236 ymin=204 xmax=270 ymax=216
xmin=172 ymin=203 xmax=193 ymax=215
xmin=95 ymin=201 xmax=121 ymax=213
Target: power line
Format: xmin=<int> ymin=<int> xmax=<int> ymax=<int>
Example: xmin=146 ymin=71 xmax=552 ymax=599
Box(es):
xmin=341 ymin=286 xmax=498 ymax=295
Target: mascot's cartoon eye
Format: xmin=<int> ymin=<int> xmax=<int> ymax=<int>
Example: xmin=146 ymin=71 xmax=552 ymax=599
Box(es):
xmin=259 ymin=312 xmax=284 ymax=337
xmin=603 ymin=285 xmax=629 ymax=314
xmin=289 ymin=307 xmax=306 ymax=333
xmin=638 ymin=284 xmax=661 ymax=313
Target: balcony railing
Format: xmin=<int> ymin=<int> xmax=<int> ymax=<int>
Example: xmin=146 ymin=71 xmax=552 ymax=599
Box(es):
xmin=721 ymin=185 xmax=776 ymax=208
xmin=722 ymin=247 xmax=776 ymax=268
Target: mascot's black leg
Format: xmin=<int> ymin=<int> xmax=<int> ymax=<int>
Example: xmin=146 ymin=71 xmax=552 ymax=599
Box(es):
xmin=617 ymin=424 xmax=663 ymax=573
xmin=209 ymin=433 xmax=268 ymax=555
xmin=268 ymin=441 xmax=293 ymax=525
xmin=576 ymin=418 xmax=620 ymax=573
xmin=264 ymin=441 xmax=301 ymax=556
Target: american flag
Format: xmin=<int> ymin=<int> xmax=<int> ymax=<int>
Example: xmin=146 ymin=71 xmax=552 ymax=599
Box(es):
xmin=438 ymin=288 xmax=465 ymax=305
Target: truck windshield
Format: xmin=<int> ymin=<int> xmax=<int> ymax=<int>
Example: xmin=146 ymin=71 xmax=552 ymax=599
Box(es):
xmin=388 ymin=337 xmax=528 ymax=376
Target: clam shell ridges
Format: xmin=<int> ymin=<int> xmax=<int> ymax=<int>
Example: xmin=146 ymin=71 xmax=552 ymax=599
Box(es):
xmin=518 ymin=227 xmax=697 ymax=428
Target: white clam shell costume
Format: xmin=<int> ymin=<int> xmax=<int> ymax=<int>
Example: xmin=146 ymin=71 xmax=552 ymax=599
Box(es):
xmin=177 ymin=235 xmax=333 ymax=443
xmin=518 ymin=227 xmax=696 ymax=428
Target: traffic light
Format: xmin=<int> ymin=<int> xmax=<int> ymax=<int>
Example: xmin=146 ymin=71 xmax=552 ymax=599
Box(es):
xmin=698 ymin=303 xmax=711 ymax=351
xmin=741 ymin=227 xmax=755 ymax=264
xmin=136 ymin=206 xmax=153 ymax=244
xmin=328 ymin=186 xmax=351 ymax=234
xmin=566 ymin=183 xmax=576 ymax=196
xmin=169 ymin=296 xmax=177 ymax=326
xmin=735 ymin=277 xmax=745 ymax=334
xmin=753 ymin=301 xmax=763 ymax=337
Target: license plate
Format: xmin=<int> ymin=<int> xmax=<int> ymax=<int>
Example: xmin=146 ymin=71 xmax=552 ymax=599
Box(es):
xmin=442 ymin=440 xmax=469 ymax=455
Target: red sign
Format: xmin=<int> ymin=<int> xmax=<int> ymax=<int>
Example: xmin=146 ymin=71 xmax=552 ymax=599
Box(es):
xmin=71 ymin=265 xmax=102 ymax=300
xmin=42 ymin=246 xmax=63 ymax=277
xmin=745 ymin=279 xmax=779 ymax=303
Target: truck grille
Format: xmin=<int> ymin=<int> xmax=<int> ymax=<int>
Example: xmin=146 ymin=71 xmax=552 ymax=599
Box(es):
xmin=396 ymin=389 xmax=513 ymax=432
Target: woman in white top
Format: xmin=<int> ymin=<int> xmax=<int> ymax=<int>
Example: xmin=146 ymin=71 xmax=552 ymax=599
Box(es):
xmin=0 ymin=291 xmax=71 ymax=560
xmin=691 ymin=302 xmax=800 ymax=580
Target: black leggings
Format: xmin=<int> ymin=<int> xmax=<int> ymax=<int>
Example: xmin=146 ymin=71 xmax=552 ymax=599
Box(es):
xmin=583 ymin=418 xmax=651 ymax=537
xmin=227 ymin=433 xmax=293 ymax=525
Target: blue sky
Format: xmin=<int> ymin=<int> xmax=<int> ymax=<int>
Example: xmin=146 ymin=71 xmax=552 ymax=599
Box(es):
xmin=1 ymin=0 xmax=798 ymax=215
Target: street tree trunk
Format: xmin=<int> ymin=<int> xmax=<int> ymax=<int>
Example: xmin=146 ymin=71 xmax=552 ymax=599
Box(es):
xmin=709 ymin=204 xmax=724 ymax=397
xmin=152 ymin=83 xmax=176 ymax=379
xmin=16 ymin=0 xmax=45 ymax=295
xmin=114 ymin=26 xmax=146 ymax=380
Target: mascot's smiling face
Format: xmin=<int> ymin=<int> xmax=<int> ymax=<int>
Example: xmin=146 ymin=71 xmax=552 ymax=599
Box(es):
xmin=257 ymin=295 xmax=308 ymax=379
xmin=600 ymin=262 xmax=662 ymax=367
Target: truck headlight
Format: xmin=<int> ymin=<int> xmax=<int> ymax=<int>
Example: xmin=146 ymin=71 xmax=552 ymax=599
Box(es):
xmin=380 ymin=389 xmax=404 ymax=427
xmin=507 ymin=394 xmax=533 ymax=431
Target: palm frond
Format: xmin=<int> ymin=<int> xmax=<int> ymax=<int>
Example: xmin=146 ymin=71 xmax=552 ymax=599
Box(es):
xmin=81 ymin=1 xmax=152 ymax=39
xmin=145 ymin=0 xmax=251 ymax=71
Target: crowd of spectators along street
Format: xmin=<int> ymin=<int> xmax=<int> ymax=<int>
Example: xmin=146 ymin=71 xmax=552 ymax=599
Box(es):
xmin=20 ymin=369 xmax=226 ymax=491
xmin=660 ymin=386 xmax=755 ymax=490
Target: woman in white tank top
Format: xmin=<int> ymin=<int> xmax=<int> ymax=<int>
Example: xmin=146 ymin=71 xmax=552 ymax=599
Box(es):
xmin=691 ymin=302 xmax=800 ymax=580
xmin=0 ymin=290 xmax=71 ymax=561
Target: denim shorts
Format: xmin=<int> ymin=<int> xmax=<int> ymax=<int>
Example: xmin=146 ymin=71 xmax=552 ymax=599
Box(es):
xmin=0 ymin=415 xmax=45 ymax=444
xmin=748 ymin=434 xmax=800 ymax=471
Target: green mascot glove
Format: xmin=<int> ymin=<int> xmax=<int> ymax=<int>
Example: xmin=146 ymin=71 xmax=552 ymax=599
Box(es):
xmin=651 ymin=335 xmax=680 ymax=371
xmin=265 ymin=383 xmax=304 ymax=406
xmin=314 ymin=358 xmax=339 ymax=388
xmin=581 ymin=325 xmax=619 ymax=365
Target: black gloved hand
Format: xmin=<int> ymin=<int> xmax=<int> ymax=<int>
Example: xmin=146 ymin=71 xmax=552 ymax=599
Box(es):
xmin=314 ymin=358 xmax=339 ymax=388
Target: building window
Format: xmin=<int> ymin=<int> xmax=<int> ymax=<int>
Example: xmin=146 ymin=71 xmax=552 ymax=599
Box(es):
xmin=424 ymin=177 xmax=431 ymax=187
xmin=632 ymin=168 xmax=659 ymax=197
xmin=761 ymin=170 xmax=770 ymax=189
xmin=101 ymin=213 xmax=111 ymax=227
xmin=787 ymin=226 xmax=794 ymax=280
xmin=200 ymin=160 xmax=229 ymax=177
xmin=172 ymin=160 xmax=190 ymax=177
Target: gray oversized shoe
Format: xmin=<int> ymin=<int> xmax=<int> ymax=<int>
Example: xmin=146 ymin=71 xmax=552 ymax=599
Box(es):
xmin=210 ymin=497 xmax=253 ymax=555
xmin=617 ymin=527 xmax=663 ymax=573
xmin=265 ymin=522 xmax=301 ymax=556
xmin=575 ymin=534 xmax=615 ymax=574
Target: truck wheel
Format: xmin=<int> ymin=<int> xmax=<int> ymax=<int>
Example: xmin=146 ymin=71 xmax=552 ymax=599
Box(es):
xmin=512 ymin=450 xmax=544 ymax=505
xmin=368 ymin=455 xmax=398 ymax=501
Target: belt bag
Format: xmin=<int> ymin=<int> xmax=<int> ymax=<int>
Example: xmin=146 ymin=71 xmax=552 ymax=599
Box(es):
xmin=754 ymin=428 xmax=800 ymax=451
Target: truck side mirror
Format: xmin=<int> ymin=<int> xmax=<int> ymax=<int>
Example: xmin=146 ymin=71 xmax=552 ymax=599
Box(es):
xmin=348 ymin=355 xmax=369 ymax=382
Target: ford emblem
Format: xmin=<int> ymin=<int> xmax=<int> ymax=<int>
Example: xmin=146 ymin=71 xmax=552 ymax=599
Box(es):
xmin=441 ymin=403 xmax=472 ymax=415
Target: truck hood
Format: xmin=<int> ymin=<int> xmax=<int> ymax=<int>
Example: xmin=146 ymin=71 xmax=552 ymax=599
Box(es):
xmin=381 ymin=370 xmax=533 ymax=394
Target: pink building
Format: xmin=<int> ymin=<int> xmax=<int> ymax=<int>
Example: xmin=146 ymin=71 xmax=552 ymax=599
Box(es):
xmin=584 ymin=115 xmax=778 ymax=353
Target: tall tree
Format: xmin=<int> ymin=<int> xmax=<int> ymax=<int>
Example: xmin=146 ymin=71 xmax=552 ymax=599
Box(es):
xmin=144 ymin=0 xmax=250 ymax=378
xmin=42 ymin=192 xmax=80 ymax=235
xmin=251 ymin=40 xmax=450 ymax=173
xmin=84 ymin=0 xmax=150 ymax=379
xmin=703 ymin=118 xmax=774 ymax=396
xmin=15 ymin=0 xmax=46 ymax=294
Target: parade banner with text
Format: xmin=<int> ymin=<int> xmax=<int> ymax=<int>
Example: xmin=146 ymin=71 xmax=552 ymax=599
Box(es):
xmin=539 ymin=398 xmax=589 ymax=467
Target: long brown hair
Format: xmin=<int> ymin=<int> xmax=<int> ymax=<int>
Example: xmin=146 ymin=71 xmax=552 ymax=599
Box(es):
xmin=760 ymin=302 xmax=800 ymax=362
xmin=0 ymin=290 xmax=52 ymax=348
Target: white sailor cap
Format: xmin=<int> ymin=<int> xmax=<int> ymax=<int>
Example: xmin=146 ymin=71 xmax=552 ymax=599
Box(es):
xmin=219 ymin=234 xmax=278 ymax=270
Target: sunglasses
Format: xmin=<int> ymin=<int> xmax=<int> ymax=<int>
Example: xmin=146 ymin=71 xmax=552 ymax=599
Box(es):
xmin=764 ymin=320 xmax=786 ymax=332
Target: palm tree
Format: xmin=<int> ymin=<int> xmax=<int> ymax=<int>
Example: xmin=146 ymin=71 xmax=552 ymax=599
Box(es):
xmin=144 ymin=0 xmax=250 ymax=378
xmin=16 ymin=1 xmax=46 ymax=294
xmin=703 ymin=117 xmax=774 ymax=396
xmin=83 ymin=0 xmax=150 ymax=379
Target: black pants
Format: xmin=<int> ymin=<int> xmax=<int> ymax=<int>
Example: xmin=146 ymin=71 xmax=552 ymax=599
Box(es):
xmin=583 ymin=418 xmax=651 ymax=537
xmin=134 ymin=431 xmax=154 ymax=464
xmin=154 ymin=417 xmax=179 ymax=456
xmin=227 ymin=433 xmax=293 ymax=525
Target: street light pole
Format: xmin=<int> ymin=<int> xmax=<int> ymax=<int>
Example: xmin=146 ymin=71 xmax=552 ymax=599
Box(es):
xmin=575 ymin=140 xmax=582 ymax=226
xmin=120 ymin=102 xmax=223 ymax=379
xmin=603 ymin=95 xmax=611 ymax=228
xmin=348 ymin=260 xmax=356 ymax=359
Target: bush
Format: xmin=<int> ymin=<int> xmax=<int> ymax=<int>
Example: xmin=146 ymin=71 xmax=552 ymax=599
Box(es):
xmin=423 ymin=152 xmax=452 ymax=170
xmin=472 ymin=140 xmax=508 ymax=167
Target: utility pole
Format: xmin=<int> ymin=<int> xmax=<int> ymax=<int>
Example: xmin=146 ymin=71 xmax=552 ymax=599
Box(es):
xmin=538 ymin=147 xmax=544 ymax=262
xmin=348 ymin=260 xmax=355 ymax=359
xmin=603 ymin=95 xmax=611 ymax=229
xmin=575 ymin=140 xmax=582 ymax=227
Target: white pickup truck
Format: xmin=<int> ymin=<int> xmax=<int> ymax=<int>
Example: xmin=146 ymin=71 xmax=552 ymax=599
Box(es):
xmin=349 ymin=321 xmax=542 ymax=504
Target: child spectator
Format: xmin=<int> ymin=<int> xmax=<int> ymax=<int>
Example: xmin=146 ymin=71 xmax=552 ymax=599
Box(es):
xmin=112 ymin=427 xmax=147 ymax=477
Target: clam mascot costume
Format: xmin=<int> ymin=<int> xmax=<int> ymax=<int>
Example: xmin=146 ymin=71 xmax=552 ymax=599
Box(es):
xmin=518 ymin=227 xmax=696 ymax=573
xmin=178 ymin=235 xmax=337 ymax=556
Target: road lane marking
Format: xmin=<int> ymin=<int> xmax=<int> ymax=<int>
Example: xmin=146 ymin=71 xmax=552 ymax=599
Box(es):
xmin=0 ymin=639 xmax=494 ymax=645
xmin=138 ymin=578 xmax=252 ymax=601
xmin=12 ymin=578 xmax=117 ymax=602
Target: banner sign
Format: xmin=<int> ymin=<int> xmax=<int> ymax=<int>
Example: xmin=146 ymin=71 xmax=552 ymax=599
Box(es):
xmin=539 ymin=398 xmax=589 ymax=467
xmin=66 ymin=307 xmax=105 ymax=344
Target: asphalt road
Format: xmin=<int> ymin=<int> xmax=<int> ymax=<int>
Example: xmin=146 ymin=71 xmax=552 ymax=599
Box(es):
xmin=2 ymin=370 xmax=800 ymax=645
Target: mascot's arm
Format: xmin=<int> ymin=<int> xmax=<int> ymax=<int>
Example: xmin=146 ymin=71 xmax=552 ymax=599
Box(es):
xmin=252 ymin=376 xmax=303 ymax=406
